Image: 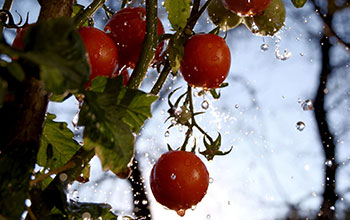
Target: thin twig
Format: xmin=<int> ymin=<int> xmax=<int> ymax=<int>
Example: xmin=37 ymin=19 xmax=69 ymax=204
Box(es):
xmin=29 ymin=161 xmax=76 ymax=187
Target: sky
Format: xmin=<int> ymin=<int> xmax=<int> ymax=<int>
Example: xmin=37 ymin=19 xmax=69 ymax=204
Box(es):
xmin=2 ymin=0 xmax=350 ymax=219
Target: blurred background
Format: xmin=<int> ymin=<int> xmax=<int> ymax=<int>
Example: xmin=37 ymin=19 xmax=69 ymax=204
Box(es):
xmin=2 ymin=0 xmax=349 ymax=219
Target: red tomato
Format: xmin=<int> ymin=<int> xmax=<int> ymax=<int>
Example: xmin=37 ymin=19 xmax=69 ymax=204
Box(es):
xmin=78 ymin=26 xmax=119 ymax=81
xmin=150 ymin=151 xmax=209 ymax=216
xmin=222 ymin=0 xmax=272 ymax=16
xmin=104 ymin=7 xmax=164 ymax=69
xmin=180 ymin=34 xmax=231 ymax=89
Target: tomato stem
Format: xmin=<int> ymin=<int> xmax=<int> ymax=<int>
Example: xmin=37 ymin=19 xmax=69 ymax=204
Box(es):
xmin=0 ymin=0 xmax=14 ymax=41
xmin=127 ymin=0 xmax=158 ymax=90
xmin=73 ymin=0 xmax=106 ymax=28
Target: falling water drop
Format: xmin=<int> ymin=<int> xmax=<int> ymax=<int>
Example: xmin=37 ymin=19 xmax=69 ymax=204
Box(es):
xmin=296 ymin=121 xmax=305 ymax=131
xmin=201 ymin=100 xmax=209 ymax=110
xmin=260 ymin=43 xmax=269 ymax=52
xmin=301 ymin=99 xmax=313 ymax=111
xmin=164 ymin=130 xmax=170 ymax=137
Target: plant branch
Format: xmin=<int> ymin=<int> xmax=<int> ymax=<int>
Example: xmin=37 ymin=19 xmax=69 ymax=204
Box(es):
xmin=29 ymin=161 xmax=76 ymax=187
xmin=73 ymin=0 xmax=106 ymax=28
xmin=127 ymin=0 xmax=158 ymax=89
xmin=0 ymin=0 xmax=14 ymax=41
xmin=150 ymin=60 xmax=172 ymax=95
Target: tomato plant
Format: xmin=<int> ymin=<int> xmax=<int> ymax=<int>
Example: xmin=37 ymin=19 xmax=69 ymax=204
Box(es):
xmin=150 ymin=150 xmax=209 ymax=216
xmin=222 ymin=0 xmax=272 ymax=17
xmin=104 ymin=7 xmax=164 ymax=69
xmin=180 ymin=34 xmax=231 ymax=89
xmin=207 ymin=0 xmax=242 ymax=30
xmin=78 ymin=26 xmax=119 ymax=81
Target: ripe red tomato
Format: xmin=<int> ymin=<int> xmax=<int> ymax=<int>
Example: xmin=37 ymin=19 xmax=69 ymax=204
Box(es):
xmin=104 ymin=7 xmax=164 ymax=69
xmin=180 ymin=34 xmax=231 ymax=89
xmin=150 ymin=151 xmax=209 ymax=216
xmin=222 ymin=0 xmax=272 ymax=16
xmin=78 ymin=26 xmax=119 ymax=81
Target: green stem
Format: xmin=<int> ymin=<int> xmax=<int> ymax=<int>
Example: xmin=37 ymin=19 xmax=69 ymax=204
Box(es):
xmin=187 ymin=86 xmax=213 ymax=143
xmin=127 ymin=0 xmax=157 ymax=90
xmin=73 ymin=0 xmax=106 ymax=28
xmin=150 ymin=60 xmax=171 ymax=95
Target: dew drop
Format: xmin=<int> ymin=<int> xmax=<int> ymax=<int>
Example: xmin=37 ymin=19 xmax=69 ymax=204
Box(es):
xmin=330 ymin=206 xmax=336 ymax=211
xmin=201 ymin=100 xmax=209 ymax=110
xmin=209 ymin=177 xmax=214 ymax=184
xmin=176 ymin=209 xmax=186 ymax=217
xmin=142 ymin=200 xmax=148 ymax=205
xmin=234 ymin=104 xmax=239 ymax=109
xmin=260 ymin=43 xmax=269 ymax=52
xmin=59 ymin=173 xmax=68 ymax=182
xmin=82 ymin=212 xmax=91 ymax=220
xmin=325 ymin=160 xmax=333 ymax=167
xmin=170 ymin=173 xmax=176 ymax=180
xmin=191 ymin=205 xmax=197 ymax=210
xmin=164 ymin=130 xmax=170 ymax=137
xmin=296 ymin=121 xmax=305 ymax=131
xmin=301 ymin=99 xmax=313 ymax=111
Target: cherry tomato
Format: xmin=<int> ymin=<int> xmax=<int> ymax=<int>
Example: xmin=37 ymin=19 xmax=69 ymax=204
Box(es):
xmin=180 ymin=34 xmax=231 ymax=89
xmin=150 ymin=151 xmax=209 ymax=216
xmin=104 ymin=7 xmax=164 ymax=69
xmin=222 ymin=0 xmax=272 ymax=17
xmin=78 ymin=26 xmax=119 ymax=81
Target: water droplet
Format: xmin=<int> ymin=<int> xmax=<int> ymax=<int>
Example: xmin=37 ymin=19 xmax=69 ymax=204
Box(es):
xmin=59 ymin=173 xmax=68 ymax=182
xmin=191 ymin=205 xmax=197 ymax=210
xmin=312 ymin=192 xmax=317 ymax=197
xmin=134 ymin=200 xmax=139 ymax=205
xmin=301 ymin=99 xmax=313 ymax=111
xmin=142 ymin=200 xmax=148 ymax=205
xmin=330 ymin=206 xmax=336 ymax=211
xmin=176 ymin=209 xmax=186 ymax=217
xmin=234 ymin=104 xmax=239 ymax=109
xmin=82 ymin=212 xmax=91 ymax=220
xmin=260 ymin=43 xmax=269 ymax=52
xmin=201 ymin=100 xmax=209 ymax=110
xmin=206 ymin=214 xmax=211 ymax=218
xmin=164 ymin=130 xmax=170 ymax=137
xmin=275 ymin=48 xmax=292 ymax=61
xmin=296 ymin=121 xmax=305 ymax=131
xmin=209 ymin=177 xmax=214 ymax=183
xmin=170 ymin=173 xmax=176 ymax=180
xmin=325 ymin=160 xmax=333 ymax=167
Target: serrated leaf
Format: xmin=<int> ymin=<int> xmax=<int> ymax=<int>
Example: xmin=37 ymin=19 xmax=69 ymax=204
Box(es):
xmin=38 ymin=113 xmax=82 ymax=170
xmin=291 ymin=0 xmax=307 ymax=8
xmin=79 ymin=76 xmax=157 ymax=178
xmin=21 ymin=17 xmax=90 ymax=95
xmin=164 ymin=0 xmax=191 ymax=30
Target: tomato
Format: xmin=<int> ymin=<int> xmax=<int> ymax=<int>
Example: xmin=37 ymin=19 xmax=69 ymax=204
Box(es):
xmin=222 ymin=0 xmax=272 ymax=17
xmin=208 ymin=0 xmax=243 ymax=31
xmin=180 ymin=34 xmax=231 ymax=89
xmin=104 ymin=7 xmax=164 ymax=69
xmin=78 ymin=26 xmax=119 ymax=81
xmin=150 ymin=151 xmax=209 ymax=216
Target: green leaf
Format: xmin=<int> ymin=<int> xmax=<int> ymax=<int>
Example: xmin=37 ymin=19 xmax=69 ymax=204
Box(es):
xmin=167 ymin=36 xmax=185 ymax=73
xmin=72 ymin=4 xmax=90 ymax=27
xmin=6 ymin=62 xmax=25 ymax=82
xmin=89 ymin=76 xmax=108 ymax=92
xmin=68 ymin=202 xmax=117 ymax=219
xmin=79 ymin=76 xmax=157 ymax=178
xmin=21 ymin=17 xmax=90 ymax=95
xmin=291 ymin=0 xmax=307 ymax=8
xmin=164 ymin=0 xmax=191 ymax=31
xmin=37 ymin=113 xmax=82 ymax=170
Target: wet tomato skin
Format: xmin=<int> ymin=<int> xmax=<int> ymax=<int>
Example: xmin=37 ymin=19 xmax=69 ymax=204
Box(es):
xmin=104 ymin=7 xmax=164 ymax=69
xmin=78 ymin=26 xmax=119 ymax=80
xmin=222 ymin=0 xmax=272 ymax=16
xmin=180 ymin=34 xmax=231 ymax=89
xmin=150 ymin=151 xmax=209 ymax=213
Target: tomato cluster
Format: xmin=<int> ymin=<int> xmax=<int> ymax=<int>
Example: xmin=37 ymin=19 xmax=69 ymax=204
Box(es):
xmin=150 ymin=151 xmax=209 ymax=216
